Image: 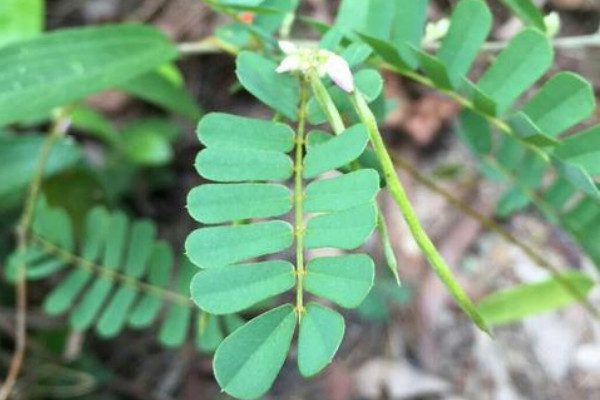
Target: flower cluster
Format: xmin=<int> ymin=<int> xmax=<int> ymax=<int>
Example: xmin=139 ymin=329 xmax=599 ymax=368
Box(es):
xmin=275 ymin=41 xmax=355 ymax=93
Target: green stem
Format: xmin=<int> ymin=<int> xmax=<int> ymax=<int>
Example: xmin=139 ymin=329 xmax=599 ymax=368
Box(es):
xmin=350 ymin=90 xmax=491 ymax=334
xmin=294 ymin=77 xmax=309 ymax=318
xmin=0 ymin=110 xmax=71 ymax=400
xmin=308 ymin=70 xmax=345 ymax=134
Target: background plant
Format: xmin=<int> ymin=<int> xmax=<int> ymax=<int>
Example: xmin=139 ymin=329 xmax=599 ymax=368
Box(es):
xmin=1 ymin=0 xmax=600 ymax=399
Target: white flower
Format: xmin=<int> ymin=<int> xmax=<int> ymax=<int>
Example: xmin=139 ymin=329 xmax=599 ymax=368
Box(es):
xmin=325 ymin=53 xmax=355 ymax=93
xmin=275 ymin=41 xmax=355 ymax=93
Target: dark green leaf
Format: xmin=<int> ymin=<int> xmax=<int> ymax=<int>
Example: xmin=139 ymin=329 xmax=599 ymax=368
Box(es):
xmin=0 ymin=24 xmax=177 ymax=126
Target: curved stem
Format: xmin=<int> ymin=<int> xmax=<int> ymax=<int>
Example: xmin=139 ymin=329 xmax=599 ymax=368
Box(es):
xmin=294 ymin=77 xmax=309 ymax=318
xmin=350 ymin=91 xmax=491 ymax=334
xmin=0 ymin=111 xmax=71 ymax=400
xmin=391 ymin=154 xmax=600 ymax=321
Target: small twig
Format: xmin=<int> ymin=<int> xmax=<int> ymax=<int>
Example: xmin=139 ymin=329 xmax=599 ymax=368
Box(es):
xmin=391 ymin=154 xmax=600 ymax=321
xmin=30 ymin=234 xmax=193 ymax=306
xmin=0 ymin=110 xmax=71 ymax=400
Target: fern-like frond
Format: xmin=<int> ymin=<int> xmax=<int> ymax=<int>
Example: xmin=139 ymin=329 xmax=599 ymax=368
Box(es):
xmin=5 ymin=197 xmax=240 ymax=351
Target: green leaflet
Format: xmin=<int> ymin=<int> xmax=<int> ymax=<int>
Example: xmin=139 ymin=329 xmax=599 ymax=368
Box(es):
xmin=197 ymin=113 xmax=295 ymax=152
xmin=413 ymin=49 xmax=454 ymax=90
xmin=304 ymin=169 xmax=380 ymax=213
xmin=477 ymin=272 xmax=595 ymax=326
xmin=391 ymin=0 xmax=427 ymax=69
xmin=552 ymin=159 xmax=600 ymax=200
xmin=358 ymin=32 xmax=411 ymax=71
xmin=520 ymin=72 xmax=595 ymax=137
xmin=196 ymin=314 xmax=225 ymax=353
xmin=16 ymin=200 xmax=217 ymax=349
xmin=0 ymin=0 xmax=44 ymax=48
xmin=303 ymin=124 xmax=369 ymax=178
xmin=305 ymin=203 xmax=377 ymax=249
xmin=477 ymin=28 xmax=553 ymax=114
xmin=437 ymin=0 xmax=492 ymax=87
xmin=119 ymin=69 xmax=202 ymax=120
xmin=236 ymin=51 xmax=300 ymax=120
xmin=0 ymin=24 xmax=177 ymax=126
xmin=214 ymin=304 xmax=297 ymax=400
xmin=185 ymin=221 xmax=294 ymax=269
xmin=458 ymin=109 xmax=492 ymax=155
xmin=195 ymin=148 xmax=293 ymax=182
xmin=305 ymin=254 xmax=375 ymax=308
xmin=128 ymin=243 xmax=173 ymax=328
xmin=70 ymin=212 xmax=129 ymax=330
xmin=191 ymin=261 xmax=296 ymax=314
xmin=335 ymin=0 xmax=395 ymax=40
xmin=188 ymin=183 xmax=292 ymax=224
xmin=298 ymin=303 xmax=345 ymax=377
xmin=555 ymin=125 xmax=600 ymax=175
xmin=497 ymin=0 xmax=546 ymax=31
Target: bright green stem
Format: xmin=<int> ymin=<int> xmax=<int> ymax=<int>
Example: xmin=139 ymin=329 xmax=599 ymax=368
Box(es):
xmin=294 ymin=77 xmax=309 ymax=318
xmin=350 ymin=90 xmax=491 ymax=334
xmin=308 ymin=70 xmax=345 ymax=134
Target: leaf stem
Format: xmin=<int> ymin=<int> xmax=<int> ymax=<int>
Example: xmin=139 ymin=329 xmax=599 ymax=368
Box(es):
xmin=0 ymin=110 xmax=71 ymax=400
xmin=349 ymin=90 xmax=491 ymax=334
xmin=294 ymin=76 xmax=309 ymax=318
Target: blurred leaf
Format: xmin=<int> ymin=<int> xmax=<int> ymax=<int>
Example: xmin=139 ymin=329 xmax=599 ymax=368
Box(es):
xmin=520 ymin=72 xmax=595 ymax=137
xmin=0 ymin=135 xmax=80 ymax=209
xmin=555 ymin=125 xmax=600 ymax=175
xmin=477 ymin=272 xmax=594 ymax=326
xmin=391 ymin=0 xmax=427 ymax=68
xmin=336 ymin=0 xmax=395 ymax=39
xmin=437 ymin=0 xmax=492 ymax=86
xmin=0 ymin=0 xmax=44 ymax=48
xmin=497 ymin=0 xmax=546 ymax=31
xmin=119 ymin=69 xmax=202 ymax=120
xmin=0 ymin=24 xmax=177 ymax=126
xmin=477 ymin=28 xmax=552 ymax=114
xmin=70 ymin=104 xmax=120 ymax=145
xmin=121 ymin=120 xmax=174 ymax=166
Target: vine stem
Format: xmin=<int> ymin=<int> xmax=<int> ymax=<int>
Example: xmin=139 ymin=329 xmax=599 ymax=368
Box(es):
xmin=349 ymin=91 xmax=491 ymax=334
xmin=391 ymin=155 xmax=600 ymax=321
xmin=0 ymin=110 xmax=71 ymax=400
xmin=294 ymin=77 xmax=309 ymax=319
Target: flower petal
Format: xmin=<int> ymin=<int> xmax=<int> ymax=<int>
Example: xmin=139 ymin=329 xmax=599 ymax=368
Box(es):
xmin=326 ymin=54 xmax=355 ymax=93
xmin=276 ymin=55 xmax=301 ymax=74
xmin=278 ymin=41 xmax=297 ymax=55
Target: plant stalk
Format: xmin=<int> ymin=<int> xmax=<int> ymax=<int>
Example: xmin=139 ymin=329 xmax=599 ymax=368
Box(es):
xmin=349 ymin=90 xmax=490 ymax=334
